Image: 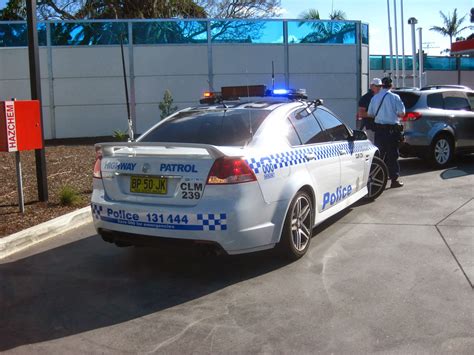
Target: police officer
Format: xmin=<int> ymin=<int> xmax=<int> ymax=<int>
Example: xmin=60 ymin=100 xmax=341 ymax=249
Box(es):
xmin=368 ymin=77 xmax=406 ymax=188
xmin=357 ymin=78 xmax=382 ymax=142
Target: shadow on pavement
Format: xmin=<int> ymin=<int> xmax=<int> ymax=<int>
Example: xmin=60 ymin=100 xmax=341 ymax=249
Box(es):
xmin=399 ymin=154 xmax=474 ymax=178
xmin=0 ymin=205 xmax=354 ymax=351
xmin=0 ymin=233 xmax=290 ymax=351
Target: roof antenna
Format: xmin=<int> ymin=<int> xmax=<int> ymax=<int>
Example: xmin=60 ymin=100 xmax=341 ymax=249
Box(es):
xmin=120 ymin=34 xmax=134 ymax=142
xmin=271 ymin=60 xmax=275 ymax=92
xmin=245 ymin=68 xmax=253 ymax=139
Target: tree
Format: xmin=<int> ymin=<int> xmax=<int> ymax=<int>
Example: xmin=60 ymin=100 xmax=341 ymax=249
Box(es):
xmin=430 ymin=8 xmax=470 ymax=55
xmin=196 ymin=0 xmax=281 ymax=18
xmin=298 ymin=7 xmax=350 ymax=44
xmin=0 ymin=0 xmax=207 ymax=20
xmin=159 ymin=90 xmax=178 ymax=120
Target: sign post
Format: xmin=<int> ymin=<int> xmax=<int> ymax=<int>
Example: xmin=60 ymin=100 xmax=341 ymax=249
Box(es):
xmin=1 ymin=100 xmax=43 ymax=213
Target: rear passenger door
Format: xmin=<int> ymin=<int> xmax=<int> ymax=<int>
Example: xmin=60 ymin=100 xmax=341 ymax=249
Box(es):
xmin=443 ymin=91 xmax=474 ymax=148
xmin=287 ymin=108 xmax=340 ymax=214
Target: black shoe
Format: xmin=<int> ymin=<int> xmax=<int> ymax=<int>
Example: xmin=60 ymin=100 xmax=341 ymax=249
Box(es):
xmin=391 ymin=180 xmax=404 ymax=188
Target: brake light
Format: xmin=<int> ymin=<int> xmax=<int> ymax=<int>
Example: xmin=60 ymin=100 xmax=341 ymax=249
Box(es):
xmin=402 ymin=112 xmax=422 ymax=121
xmin=207 ymin=157 xmax=257 ymax=185
xmin=93 ymin=146 xmax=102 ymax=179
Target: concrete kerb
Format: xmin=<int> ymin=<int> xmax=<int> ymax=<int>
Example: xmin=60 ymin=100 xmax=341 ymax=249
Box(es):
xmin=0 ymin=206 xmax=92 ymax=260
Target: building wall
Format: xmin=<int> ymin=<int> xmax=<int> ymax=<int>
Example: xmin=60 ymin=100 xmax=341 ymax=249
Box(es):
xmin=0 ymin=42 xmax=364 ymax=139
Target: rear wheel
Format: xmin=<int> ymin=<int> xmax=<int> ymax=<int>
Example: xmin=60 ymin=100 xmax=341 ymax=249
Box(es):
xmin=365 ymin=156 xmax=388 ymax=200
xmin=279 ymin=191 xmax=313 ymax=260
xmin=430 ymin=135 xmax=453 ymax=168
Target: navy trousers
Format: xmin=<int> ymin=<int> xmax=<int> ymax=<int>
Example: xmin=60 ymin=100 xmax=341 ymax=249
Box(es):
xmin=374 ymin=125 xmax=400 ymax=181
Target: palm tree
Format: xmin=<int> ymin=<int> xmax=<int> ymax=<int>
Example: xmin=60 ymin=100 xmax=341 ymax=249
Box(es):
xmin=430 ymin=8 xmax=470 ymax=54
xmin=329 ymin=9 xmax=346 ymax=20
xmin=298 ymin=8 xmax=349 ymax=43
xmin=299 ymin=8 xmax=321 ymax=20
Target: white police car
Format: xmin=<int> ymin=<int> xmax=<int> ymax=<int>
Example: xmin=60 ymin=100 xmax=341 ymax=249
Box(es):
xmin=91 ymin=85 xmax=388 ymax=259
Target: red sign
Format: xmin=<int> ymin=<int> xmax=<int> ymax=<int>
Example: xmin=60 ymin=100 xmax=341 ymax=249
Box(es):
xmin=0 ymin=100 xmax=43 ymax=152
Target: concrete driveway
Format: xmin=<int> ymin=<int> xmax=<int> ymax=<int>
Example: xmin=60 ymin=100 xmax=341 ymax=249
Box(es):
xmin=1 ymin=156 xmax=473 ymax=354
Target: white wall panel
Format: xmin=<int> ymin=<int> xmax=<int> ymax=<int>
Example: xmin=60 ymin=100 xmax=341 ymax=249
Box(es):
xmin=134 ymin=75 xmax=208 ymax=104
xmin=54 ymin=105 xmax=129 ymax=138
xmin=289 ymin=73 xmax=357 ymax=99
xmin=52 ymin=47 xmax=128 ymax=78
xmin=0 ymin=79 xmax=50 ymax=106
xmin=212 ymin=45 xmax=285 ymax=74
xmin=213 ymin=74 xmax=285 ymax=90
xmin=134 ymin=46 xmax=208 ymax=76
xmin=0 ymin=48 xmax=48 ymax=79
xmin=289 ymin=45 xmax=357 ymax=73
xmin=53 ymin=77 xmax=128 ymax=106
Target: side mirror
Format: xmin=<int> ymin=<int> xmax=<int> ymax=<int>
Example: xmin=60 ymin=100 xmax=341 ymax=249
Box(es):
xmin=350 ymin=129 xmax=368 ymax=141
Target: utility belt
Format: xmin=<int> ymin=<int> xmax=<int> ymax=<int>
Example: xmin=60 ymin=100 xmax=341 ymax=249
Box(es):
xmin=375 ymin=123 xmax=404 ymax=142
xmin=375 ymin=123 xmax=403 ymax=132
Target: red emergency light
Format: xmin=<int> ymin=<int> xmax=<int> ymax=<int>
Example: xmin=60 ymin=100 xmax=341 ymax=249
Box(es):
xmin=0 ymin=100 xmax=43 ymax=152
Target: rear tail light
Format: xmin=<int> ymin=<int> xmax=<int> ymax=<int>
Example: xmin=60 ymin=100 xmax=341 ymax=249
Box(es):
xmin=207 ymin=157 xmax=257 ymax=185
xmin=93 ymin=146 xmax=102 ymax=179
xmin=402 ymin=112 xmax=422 ymax=121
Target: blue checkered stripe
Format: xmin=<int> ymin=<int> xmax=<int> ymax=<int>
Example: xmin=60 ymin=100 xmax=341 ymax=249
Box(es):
xmin=197 ymin=213 xmax=227 ymax=231
xmin=246 ymin=141 xmax=373 ymax=174
xmin=91 ymin=204 xmax=103 ymax=219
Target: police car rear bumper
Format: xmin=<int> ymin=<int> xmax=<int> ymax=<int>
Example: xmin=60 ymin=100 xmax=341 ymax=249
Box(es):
xmin=91 ymin=186 xmax=289 ymax=255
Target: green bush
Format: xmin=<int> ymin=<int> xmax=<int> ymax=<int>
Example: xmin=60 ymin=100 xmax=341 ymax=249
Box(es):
xmin=113 ymin=129 xmax=128 ymax=141
xmin=159 ymin=89 xmax=178 ymax=120
xmin=59 ymin=186 xmax=80 ymax=206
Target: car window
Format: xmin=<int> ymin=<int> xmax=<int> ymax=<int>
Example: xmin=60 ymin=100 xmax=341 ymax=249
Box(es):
xmin=314 ymin=108 xmax=349 ymax=141
xmin=395 ymin=92 xmax=421 ymax=109
xmin=443 ymin=92 xmax=471 ymax=111
xmin=288 ymin=108 xmax=329 ymax=145
xmin=139 ymin=109 xmax=269 ymax=146
xmin=427 ymin=93 xmax=444 ymax=109
xmin=284 ymin=118 xmax=302 ymax=146
xmin=467 ymin=93 xmax=474 ymax=111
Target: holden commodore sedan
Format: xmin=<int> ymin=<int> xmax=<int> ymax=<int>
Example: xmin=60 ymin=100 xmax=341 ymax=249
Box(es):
xmin=91 ymin=86 xmax=388 ymax=259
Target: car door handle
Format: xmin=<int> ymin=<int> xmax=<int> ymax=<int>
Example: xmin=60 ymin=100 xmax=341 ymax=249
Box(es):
xmin=339 ymin=150 xmax=347 ymax=155
xmin=305 ymin=153 xmax=316 ymax=161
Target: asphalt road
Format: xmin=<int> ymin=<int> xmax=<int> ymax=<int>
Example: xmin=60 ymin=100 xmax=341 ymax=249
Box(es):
xmin=1 ymin=156 xmax=473 ymax=354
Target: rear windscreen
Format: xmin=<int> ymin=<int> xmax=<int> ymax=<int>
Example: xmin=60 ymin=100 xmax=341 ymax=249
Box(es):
xmin=394 ymin=92 xmax=421 ymax=109
xmin=139 ymin=109 xmax=270 ymax=146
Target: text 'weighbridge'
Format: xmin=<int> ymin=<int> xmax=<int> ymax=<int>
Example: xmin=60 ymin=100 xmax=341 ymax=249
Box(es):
xmin=0 ymin=19 xmax=369 ymax=139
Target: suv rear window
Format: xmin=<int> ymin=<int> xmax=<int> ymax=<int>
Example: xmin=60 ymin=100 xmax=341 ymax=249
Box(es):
xmin=139 ymin=109 xmax=269 ymax=146
xmin=395 ymin=92 xmax=420 ymax=109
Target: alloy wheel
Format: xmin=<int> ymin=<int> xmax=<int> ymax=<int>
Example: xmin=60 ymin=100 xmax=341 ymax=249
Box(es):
xmin=290 ymin=195 xmax=312 ymax=252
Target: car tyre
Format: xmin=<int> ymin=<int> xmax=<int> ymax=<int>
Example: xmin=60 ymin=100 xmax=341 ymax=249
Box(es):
xmin=364 ymin=156 xmax=388 ymax=200
xmin=278 ymin=191 xmax=313 ymax=260
xmin=430 ymin=135 xmax=453 ymax=169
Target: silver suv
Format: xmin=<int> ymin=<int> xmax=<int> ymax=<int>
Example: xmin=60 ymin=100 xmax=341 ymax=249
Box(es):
xmin=394 ymin=86 xmax=474 ymax=168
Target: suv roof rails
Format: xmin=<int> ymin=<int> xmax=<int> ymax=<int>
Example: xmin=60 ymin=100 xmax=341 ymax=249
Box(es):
xmin=420 ymin=85 xmax=471 ymax=91
xmin=394 ymin=86 xmax=419 ymax=91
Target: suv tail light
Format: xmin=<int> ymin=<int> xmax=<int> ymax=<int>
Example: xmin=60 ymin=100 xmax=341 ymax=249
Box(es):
xmin=93 ymin=146 xmax=102 ymax=179
xmin=207 ymin=157 xmax=257 ymax=185
xmin=402 ymin=112 xmax=422 ymax=121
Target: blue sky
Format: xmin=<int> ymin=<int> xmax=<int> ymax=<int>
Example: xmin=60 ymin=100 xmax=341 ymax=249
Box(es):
xmin=279 ymin=0 xmax=472 ymax=55
xmin=1 ymin=0 xmax=472 ymax=55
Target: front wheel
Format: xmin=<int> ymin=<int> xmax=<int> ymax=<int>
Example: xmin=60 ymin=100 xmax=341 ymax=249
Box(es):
xmin=278 ymin=191 xmax=313 ymax=260
xmin=430 ymin=135 xmax=453 ymax=168
xmin=365 ymin=156 xmax=388 ymax=200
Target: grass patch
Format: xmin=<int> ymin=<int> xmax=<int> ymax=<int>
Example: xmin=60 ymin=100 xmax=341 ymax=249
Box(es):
xmin=59 ymin=186 xmax=80 ymax=206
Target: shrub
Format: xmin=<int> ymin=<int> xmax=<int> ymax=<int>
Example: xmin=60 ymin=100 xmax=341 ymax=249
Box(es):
xmin=59 ymin=186 xmax=80 ymax=206
xmin=113 ymin=129 xmax=128 ymax=141
xmin=159 ymin=89 xmax=178 ymax=120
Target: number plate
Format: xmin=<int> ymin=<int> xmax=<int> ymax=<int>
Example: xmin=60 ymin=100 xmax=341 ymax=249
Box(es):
xmin=130 ymin=176 xmax=167 ymax=194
